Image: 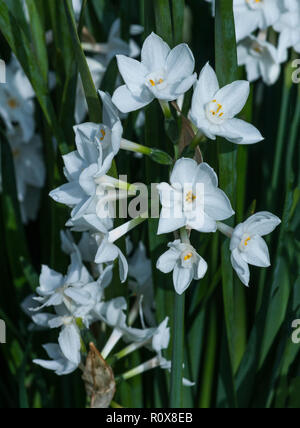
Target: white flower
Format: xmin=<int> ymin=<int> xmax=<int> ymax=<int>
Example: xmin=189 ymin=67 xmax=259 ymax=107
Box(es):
xmin=32 ymin=251 xmax=94 ymax=311
xmin=157 ymin=158 xmax=234 ymax=235
xmin=95 ymin=236 xmax=128 ymax=283
xmin=274 ymin=0 xmax=300 ymax=62
xmin=112 ymin=32 xmax=197 ymax=113
xmin=238 ymin=35 xmax=281 ymax=85
xmin=34 ymin=344 xmax=78 ymax=375
xmin=0 ymin=58 xmax=35 ymax=142
xmin=75 ymin=57 xmax=106 ymax=123
xmin=229 ymin=211 xmax=281 ymax=286
xmin=234 ymin=0 xmax=286 ymax=42
xmin=190 ymin=63 xmax=264 ymax=145
xmin=157 ymin=240 xmax=208 ymax=295
xmin=49 ymin=120 xmax=115 ymax=228
xmin=2 ymin=128 xmax=46 ymax=223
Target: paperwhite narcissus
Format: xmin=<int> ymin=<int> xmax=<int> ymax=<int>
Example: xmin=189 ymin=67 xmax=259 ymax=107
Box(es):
xmin=157 ymin=240 xmax=208 ymax=295
xmin=234 ymin=0 xmax=287 ymax=42
xmin=229 ymin=211 xmax=281 ymax=286
xmin=157 ymin=158 xmax=234 ymax=235
xmin=112 ymin=32 xmax=197 ymax=113
xmin=238 ymin=35 xmax=281 ymax=85
xmin=0 ymin=57 xmax=35 ymax=142
xmin=190 ymin=63 xmax=264 ymax=144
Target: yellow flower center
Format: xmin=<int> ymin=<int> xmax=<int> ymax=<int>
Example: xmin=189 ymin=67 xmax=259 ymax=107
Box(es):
xmin=149 ymin=78 xmax=164 ymax=87
xmin=244 ymin=237 xmax=251 ymax=247
xmin=100 ymin=129 xmax=106 ymax=141
xmin=210 ymin=100 xmax=224 ymax=118
xmin=8 ymin=98 xmax=18 ymax=109
xmin=184 ymin=252 xmax=193 ymax=261
xmin=186 ymin=191 xmax=196 ymax=204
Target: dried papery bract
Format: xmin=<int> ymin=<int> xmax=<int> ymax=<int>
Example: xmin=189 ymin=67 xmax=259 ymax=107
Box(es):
xmin=82 ymin=342 xmax=116 ymax=409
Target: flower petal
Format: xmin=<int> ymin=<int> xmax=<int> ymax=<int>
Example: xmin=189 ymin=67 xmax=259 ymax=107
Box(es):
xmin=173 ymin=264 xmax=194 ymax=295
xmin=170 ymin=158 xmax=198 ymax=187
xmin=242 ymin=236 xmax=271 ymax=268
xmin=216 ymin=80 xmax=250 ymax=118
xmin=231 ymin=248 xmax=250 ymax=286
xmin=166 ymin=44 xmax=195 ymax=83
xmin=156 ymin=247 xmax=179 ymax=274
xmin=204 ymin=188 xmax=235 ymax=221
xmin=222 ymin=118 xmax=264 ymax=145
xmin=191 ymin=63 xmax=219 ymax=121
xmin=112 ymin=85 xmax=153 ymax=113
xmin=141 ymin=32 xmax=171 ymax=72
xmin=116 ymin=55 xmax=147 ymax=97
xmin=58 ymin=324 xmax=81 ymax=365
xmin=243 ymin=212 xmax=281 ymax=236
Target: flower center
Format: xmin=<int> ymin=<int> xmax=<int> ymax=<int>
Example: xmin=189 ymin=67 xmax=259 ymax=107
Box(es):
xmin=185 ymin=191 xmax=196 ymax=204
xmin=184 ymin=252 xmax=193 ymax=261
xmin=239 ymin=235 xmax=252 ymax=251
xmin=149 ymin=78 xmax=164 ymax=87
xmin=7 ymin=98 xmax=18 ymax=109
xmin=206 ymin=99 xmax=225 ymax=124
xmin=246 ymin=0 xmax=263 ymax=10
xmin=99 ymin=129 xmax=106 ymax=142
xmin=250 ymin=42 xmax=264 ymax=56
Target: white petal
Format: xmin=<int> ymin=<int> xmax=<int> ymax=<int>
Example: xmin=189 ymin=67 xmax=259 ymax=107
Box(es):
xmin=39 ymin=266 xmax=64 ymax=294
xmin=50 ymin=182 xmax=85 ymax=206
xmin=231 ymin=248 xmax=250 ymax=287
xmin=243 ymin=212 xmax=281 ymax=237
xmin=204 ymin=188 xmax=235 ymax=221
xmin=141 ymin=32 xmax=171 ymax=72
xmin=166 ymin=44 xmax=195 ymax=83
xmin=63 ymin=151 xmax=86 ymax=181
xmin=222 ymin=118 xmax=264 ymax=145
xmin=79 ymin=164 xmax=97 ymax=195
xmin=174 ymin=73 xmax=197 ymax=96
xmin=242 ymin=236 xmax=271 ymax=268
xmin=195 ymin=256 xmax=208 ymax=280
xmin=170 ymin=158 xmax=198 ymax=187
xmin=116 ymin=55 xmax=147 ymax=97
xmin=193 ymin=162 xmax=218 ymax=188
xmin=191 ymin=63 xmax=219 ymax=121
xmin=216 ymin=80 xmax=250 ymax=118
xmin=95 ymin=241 xmax=119 ymax=264
xmin=58 ymin=325 xmax=81 ymax=365
xmin=118 ymin=248 xmax=129 ymax=283
xmin=157 ymin=211 xmax=186 ymax=235
xmin=112 ymin=85 xmax=153 ymax=113
xmin=173 ymin=264 xmax=194 ymax=295
xmin=156 ymin=247 xmax=179 ymax=274
xmin=187 ymin=212 xmax=217 ymax=233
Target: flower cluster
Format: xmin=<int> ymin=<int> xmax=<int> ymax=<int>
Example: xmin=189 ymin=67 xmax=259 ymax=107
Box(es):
xmin=206 ymin=0 xmax=300 ymax=85
xmin=21 ymin=17 xmax=281 ymax=396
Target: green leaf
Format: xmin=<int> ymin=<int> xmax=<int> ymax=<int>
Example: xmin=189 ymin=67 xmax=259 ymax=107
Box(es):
xmin=154 ymin=0 xmax=173 ymax=46
xmin=63 ymin=0 xmax=102 ymax=123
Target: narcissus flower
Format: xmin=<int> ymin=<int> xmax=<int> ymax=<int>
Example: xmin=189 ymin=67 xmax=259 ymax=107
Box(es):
xmin=221 ymin=211 xmax=281 ymax=286
xmin=112 ymin=32 xmax=197 ymax=113
xmin=190 ymin=63 xmax=264 ymax=145
xmin=157 ymin=158 xmax=234 ymax=235
xmin=0 ymin=57 xmax=35 ymax=142
xmin=157 ymin=240 xmax=208 ymax=295
xmin=274 ymin=0 xmax=300 ymax=62
xmin=238 ymin=35 xmax=281 ymax=85
xmin=234 ymin=0 xmax=286 ymax=42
